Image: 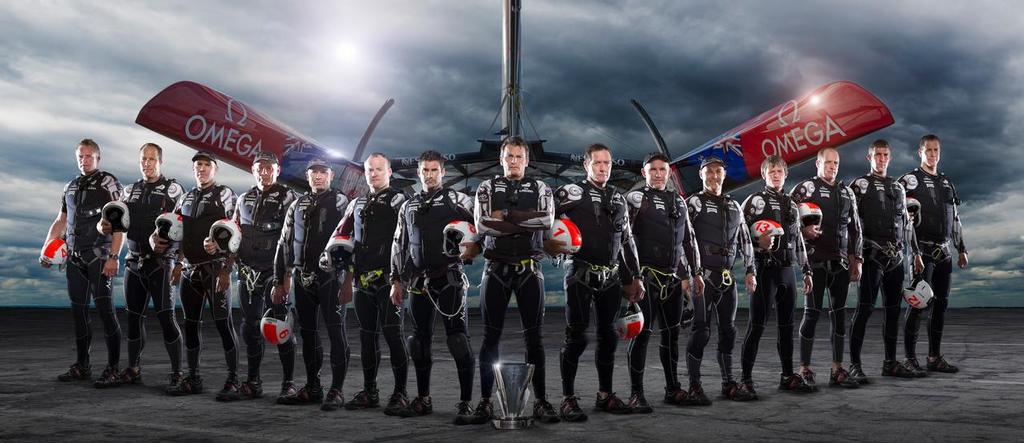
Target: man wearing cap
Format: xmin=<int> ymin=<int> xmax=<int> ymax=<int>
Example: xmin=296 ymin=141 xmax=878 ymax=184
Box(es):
xmin=327 ymin=153 xmax=412 ymax=416
xmin=95 ymin=143 xmax=185 ymax=391
xmin=42 ymin=138 xmax=124 ymax=385
xmin=899 ymin=134 xmax=968 ymax=374
xmin=151 ymin=150 xmax=239 ymax=397
xmin=273 ymin=158 xmax=351 ymax=410
xmin=547 ymin=143 xmax=644 ymax=420
xmin=739 ymin=155 xmax=814 ymax=396
xmin=790 ymin=147 xmax=863 ymax=389
xmin=212 ymin=151 xmax=297 ymax=401
xmin=471 ymin=136 xmax=559 ymax=424
xmin=848 ymin=139 xmax=923 ymax=383
xmin=622 ymin=152 xmax=702 ymax=412
xmin=388 ymin=150 xmax=480 ymax=424
xmin=682 ymin=156 xmax=756 ymax=405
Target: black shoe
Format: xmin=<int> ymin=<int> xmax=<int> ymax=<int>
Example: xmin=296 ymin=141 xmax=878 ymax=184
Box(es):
xmin=740 ymin=380 xmax=758 ymax=400
xmin=321 ymin=388 xmax=345 ymax=411
xmin=559 ymin=396 xmax=588 ymax=422
xmin=594 ymin=392 xmax=632 ymax=414
xmin=117 ymin=367 xmax=142 ymax=385
xmin=344 ymin=389 xmax=381 ymax=410
xmin=383 ymin=391 xmax=415 ymax=417
xmin=276 ymin=381 xmax=297 ymax=404
xmin=94 ymin=366 xmax=122 ymax=389
xmin=533 ymin=398 xmax=562 ymax=422
xmin=684 ymin=384 xmax=712 ymax=406
xmin=829 ymin=367 xmax=860 ymax=389
xmin=168 ymin=373 xmax=204 ymax=396
xmin=663 ymin=385 xmax=689 ymax=405
xmin=470 ymin=398 xmax=494 ymax=425
xmin=165 ymin=372 xmax=183 ymax=395
xmin=239 ymin=377 xmax=263 ymax=399
xmin=58 ymin=363 xmax=92 ymax=382
xmin=779 ymin=373 xmax=814 ymax=393
xmin=848 ymin=363 xmax=870 ymax=385
xmin=215 ymin=375 xmax=242 ymax=402
xmin=903 ymin=358 xmax=928 ymax=378
xmin=279 ymin=383 xmax=323 ymax=405
xmin=721 ymin=380 xmax=755 ymax=401
xmin=627 ymin=392 xmax=653 ymax=413
xmin=799 ymin=368 xmax=820 ymax=392
xmin=882 ymin=360 xmax=916 ymax=378
xmin=454 ymin=401 xmax=475 ymax=425
xmin=410 ymin=396 xmax=434 ymax=416
xmin=927 ymin=355 xmax=959 ymax=373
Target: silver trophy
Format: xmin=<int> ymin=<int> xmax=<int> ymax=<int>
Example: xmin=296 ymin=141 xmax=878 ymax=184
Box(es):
xmin=492 ymin=362 xmax=535 ymax=429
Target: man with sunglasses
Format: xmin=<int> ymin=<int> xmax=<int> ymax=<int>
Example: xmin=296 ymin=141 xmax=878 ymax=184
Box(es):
xmin=683 ymin=156 xmax=756 ymax=405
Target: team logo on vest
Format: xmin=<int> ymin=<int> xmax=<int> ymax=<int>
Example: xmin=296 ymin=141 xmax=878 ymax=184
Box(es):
xmin=803 ymin=181 xmax=815 ymax=195
xmin=903 ymin=174 xmax=918 ymax=190
xmin=854 ymin=178 xmax=868 ymax=194
xmin=688 ymin=196 xmax=702 ymax=213
xmin=751 ymin=196 xmax=765 ymax=215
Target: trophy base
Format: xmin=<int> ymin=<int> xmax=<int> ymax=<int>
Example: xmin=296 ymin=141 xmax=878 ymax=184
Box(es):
xmin=492 ymin=417 xmax=533 ymax=430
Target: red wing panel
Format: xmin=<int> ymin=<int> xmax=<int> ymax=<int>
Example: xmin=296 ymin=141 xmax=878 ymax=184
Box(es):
xmin=135 ymin=81 xmax=367 ymax=197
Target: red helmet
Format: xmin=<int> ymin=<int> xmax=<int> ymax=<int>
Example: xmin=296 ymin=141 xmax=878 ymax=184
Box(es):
xmin=443 ymin=220 xmax=478 ymax=257
xmin=903 ymin=277 xmax=934 ymax=309
xmin=548 ymin=218 xmax=583 ymax=253
xmin=751 ymin=219 xmax=785 ymax=239
xmin=615 ymin=303 xmax=645 ymax=340
xmin=40 ymin=238 xmax=68 ymax=266
xmin=797 ymin=202 xmax=822 ymax=227
xmin=261 ymin=309 xmax=294 ymax=345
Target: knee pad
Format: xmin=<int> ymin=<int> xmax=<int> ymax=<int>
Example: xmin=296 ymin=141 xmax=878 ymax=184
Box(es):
xmin=408 ymin=334 xmax=431 ymax=363
xmin=563 ymin=324 xmax=588 ymax=347
xmin=446 ymin=333 xmax=473 ymax=365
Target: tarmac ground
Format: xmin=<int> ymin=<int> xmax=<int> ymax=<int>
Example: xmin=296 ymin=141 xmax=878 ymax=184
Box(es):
xmin=0 ymin=307 xmax=1021 ymax=442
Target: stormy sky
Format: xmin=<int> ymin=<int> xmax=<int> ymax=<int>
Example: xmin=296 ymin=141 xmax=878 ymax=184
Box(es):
xmin=1 ymin=0 xmax=1021 ymax=307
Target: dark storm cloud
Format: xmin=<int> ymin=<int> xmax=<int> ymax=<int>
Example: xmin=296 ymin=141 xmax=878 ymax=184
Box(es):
xmin=1 ymin=0 xmax=1022 ymax=306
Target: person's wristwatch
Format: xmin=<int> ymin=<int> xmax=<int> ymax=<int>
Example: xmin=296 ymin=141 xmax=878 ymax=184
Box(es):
xmin=107 ymin=253 xmax=118 ymax=261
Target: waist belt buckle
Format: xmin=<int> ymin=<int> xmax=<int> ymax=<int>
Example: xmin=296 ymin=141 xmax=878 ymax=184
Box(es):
xmin=300 ymin=270 xmax=316 ymax=288
xmin=511 ymin=259 xmax=535 ymax=275
xmin=359 ymin=269 xmax=385 ymax=288
xmin=720 ymin=269 xmax=733 ymax=287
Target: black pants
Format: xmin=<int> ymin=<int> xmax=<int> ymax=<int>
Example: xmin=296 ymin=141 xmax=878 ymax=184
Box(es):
xmin=237 ymin=265 xmax=295 ymax=382
xmin=628 ymin=269 xmax=684 ymax=394
xmin=904 ymin=255 xmax=953 ymax=359
xmin=293 ymin=268 xmax=348 ymax=389
xmin=353 ymin=271 xmax=408 ymax=393
xmin=560 ymin=265 xmax=623 ymax=396
xmin=408 ymin=269 xmax=475 ymax=401
xmin=742 ymin=263 xmax=797 ymax=380
xmin=478 ymin=260 xmax=547 ymax=400
xmin=799 ymin=260 xmax=851 ymax=366
xmin=66 ymin=248 xmax=121 ymax=368
xmin=850 ymin=254 xmax=905 ymax=364
xmin=124 ymin=257 xmax=181 ymax=373
xmin=180 ymin=262 xmax=238 ymax=376
xmin=685 ymin=269 xmax=737 ymax=387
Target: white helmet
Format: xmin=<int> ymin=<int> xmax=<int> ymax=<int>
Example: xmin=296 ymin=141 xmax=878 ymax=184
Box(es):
xmin=155 ymin=212 xmax=184 ymax=242
xmin=101 ymin=201 xmax=130 ymax=232
xmin=615 ymin=303 xmax=645 ymax=340
xmin=40 ymin=238 xmax=68 ymax=266
xmin=442 ymin=220 xmax=478 ymax=257
xmin=797 ymin=202 xmax=822 ymax=227
xmin=320 ymin=235 xmax=355 ymax=271
xmin=261 ymin=309 xmax=294 ymax=345
xmin=906 ymin=197 xmax=922 ymax=227
xmin=903 ymin=277 xmax=934 ymax=309
xmin=209 ymin=219 xmax=242 ymax=254
xmin=548 ymin=218 xmax=583 ymax=254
